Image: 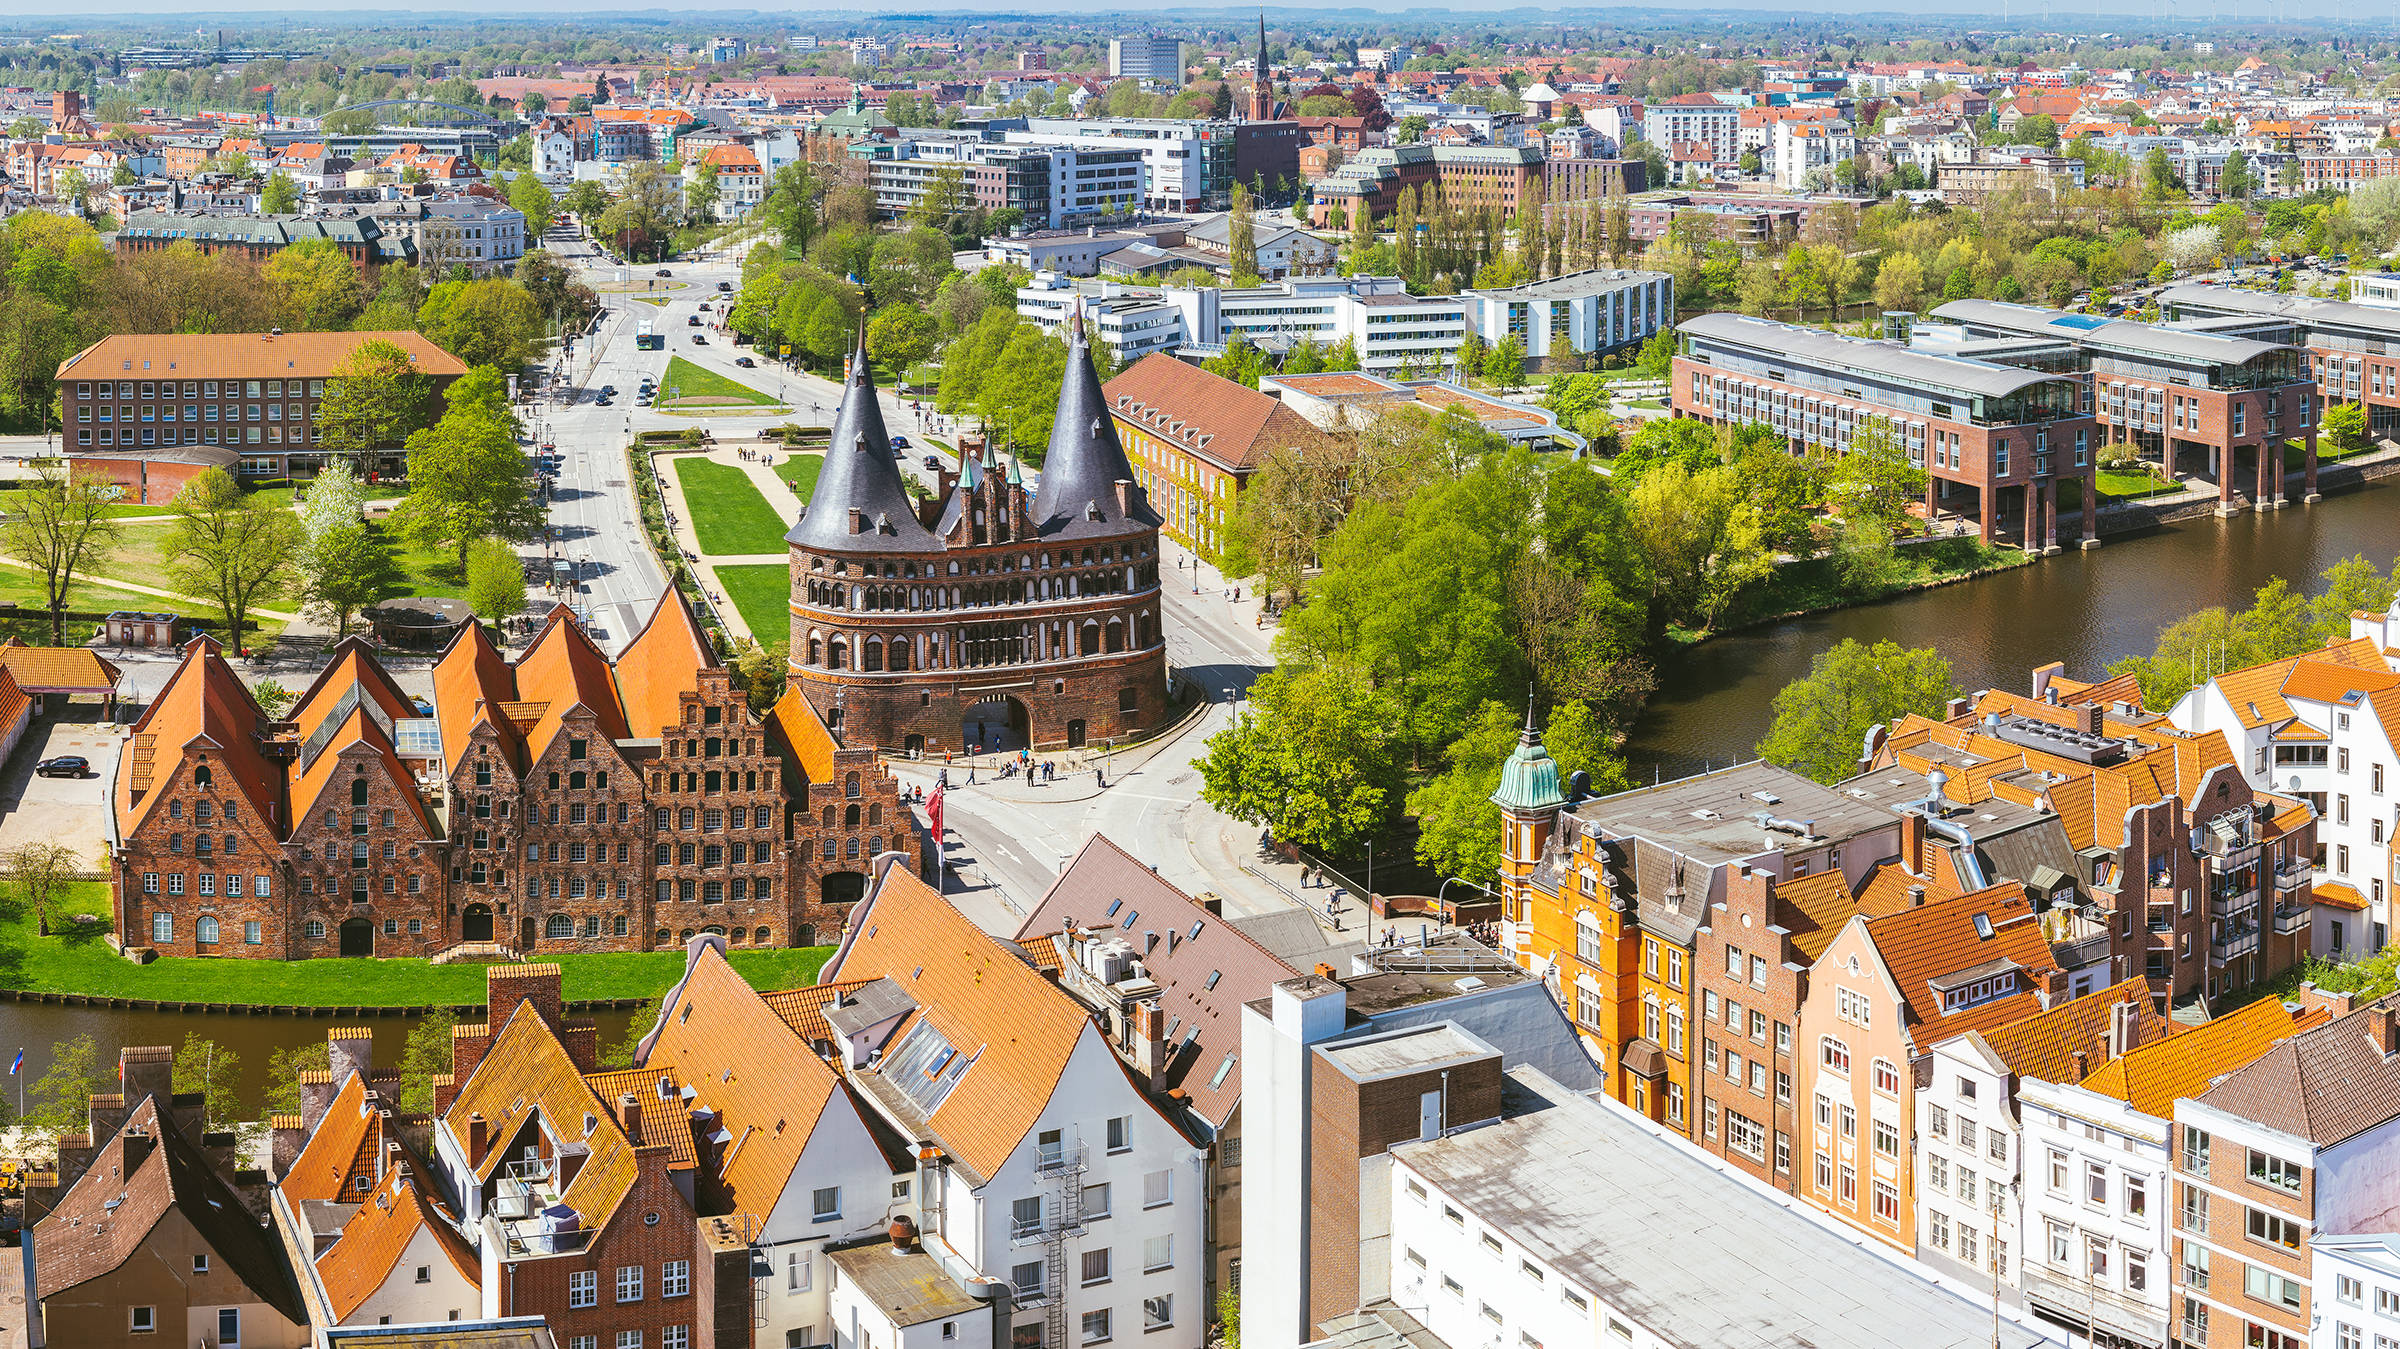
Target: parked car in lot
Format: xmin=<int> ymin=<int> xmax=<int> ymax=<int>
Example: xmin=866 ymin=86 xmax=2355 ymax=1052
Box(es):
xmin=35 ymin=756 xmax=88 ymax=778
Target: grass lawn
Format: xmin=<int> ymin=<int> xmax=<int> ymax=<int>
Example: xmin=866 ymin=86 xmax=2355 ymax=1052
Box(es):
xmin=672 ymin=459 xmax=792 ymax=556
xmin=389 ymin=532 xmax=467 ymax=600
xmin=2296 ymin=438 xmax=2376 ymax=464
xmin=775 ymin=453 xmax=823 ymax=502
xmin=0 ymin=559 xmax=286 ymax=640
xmin=0 ymin=884 xmax=829 ymax=1005
xmin=0 ymin=487 xmax=179 ymax=519
xmin=1684 ymin=536 xmax=2030 ymax=639
xmin=716 ymin=563 xmax=789 ymax=645
xmin=659 ymin=356 xmax=777 ymax=409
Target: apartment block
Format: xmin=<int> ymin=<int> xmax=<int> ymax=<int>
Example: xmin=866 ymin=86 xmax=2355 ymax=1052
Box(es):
xmin=58 ymin=329 xmax=469 ymax=498
xmin=1641 ymin=96 xmax=1745 ymax=166
xmin=1455 ymin=269 xmax=1672 ymax=370
xmin=855 ymin=133 xmax=1146 ymax=230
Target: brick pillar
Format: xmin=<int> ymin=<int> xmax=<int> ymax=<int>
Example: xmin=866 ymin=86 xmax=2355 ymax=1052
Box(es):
xmin=2217 ymin=444 xmax=2238 ymax=514
xmin=2305 ymin=427 xmax=2321 ymax=502
xmin=2256 ymin=441 xmax=2272 ymax=510
xmin=2043 ymin=476 xmax=2059 ymax=553
xmin=1978 ymin=484 xmax=1994 ymax=546
xmin=2023 ymin=482 xmax=2039 ymax=552
xmin=2082 ymin=464 xmax=2101 ymax=549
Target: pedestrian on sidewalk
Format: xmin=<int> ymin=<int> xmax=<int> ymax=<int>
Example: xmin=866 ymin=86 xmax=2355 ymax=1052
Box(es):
xmin=1095 ymin=767 xmax=1105 ymax=789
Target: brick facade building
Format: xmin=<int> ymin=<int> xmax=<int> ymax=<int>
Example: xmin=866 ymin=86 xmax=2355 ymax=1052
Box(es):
xmin=785 ymin=331 xmax=1171 ymax=755
xmin=114 ymin=594 xmax=925 ymax=962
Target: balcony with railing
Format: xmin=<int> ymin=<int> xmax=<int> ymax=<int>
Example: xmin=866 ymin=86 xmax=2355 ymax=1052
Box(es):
xmin=2211 ymin=928 xmax=2261 ymax=962
xmin=2274 ymin=904 xmax=2310 ymax=935
xmin=2273 ymin=861 xmax=2310 ymax=893
xmin=2023 ymin=1266 xmax=2169 ymax=1346
xmin=2178 ymin=1203 xmax=2209 ymax=1238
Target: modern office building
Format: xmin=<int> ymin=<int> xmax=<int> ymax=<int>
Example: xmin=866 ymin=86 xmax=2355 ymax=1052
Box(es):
xmin=2161 ymin=282 xmax=2400 ymax=439
xmin=1457 ymin=268 xmax=1673 ymax=369
xmin=1672 ymin=312 xmax=2100 ymax=549
xmin=1926 ymin=299 xmax=2320 ymax=514
xmin=854 ymin=134 xmax=1146 ymax=230
xmin=1010 ymin=118 xmax=1238 ymax=212
xmin=1108 ymin=35 xmax=1187 ymax=83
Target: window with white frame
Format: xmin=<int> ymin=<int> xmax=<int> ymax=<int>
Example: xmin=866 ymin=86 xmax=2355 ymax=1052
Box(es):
xmin=617 ymin=1265 xmax=643 ymax=1302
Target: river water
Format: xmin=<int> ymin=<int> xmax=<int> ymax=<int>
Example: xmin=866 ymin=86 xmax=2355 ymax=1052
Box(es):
xmin=0 ymin=1002 xmax=637 ymax=1121
xmin=1626 ymin=482 xmax=2400 ymax=782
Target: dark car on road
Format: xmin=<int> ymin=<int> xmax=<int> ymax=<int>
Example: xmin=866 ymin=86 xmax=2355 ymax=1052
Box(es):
xmin=923 ymin=454 xmax=942 ymax=470
xmin=656 ymin=269 xmax=673 ymax=277
xmin=734 ymin=356 xmax=756 ymax=368
xmin=716 ymin=281 xmax=733 ymax=292
xmin=687 ymin=315 xmax=702 ymax=326
xmin=692 ymin=334 xmax=708 ymax=344
xmin=35 ymin=756 xmax=87 ymax=778
xmin=596 ymin=396 xmax=612 ymax=406
xmin=891 ymin=435 xmax=911 ymax=449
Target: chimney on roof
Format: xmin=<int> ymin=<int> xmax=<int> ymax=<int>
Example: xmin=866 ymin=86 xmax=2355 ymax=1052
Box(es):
xmin=2077 ymin=702 xmax=2103 ymax=736
xmin=618 ymin=1092 xmax=644 ymax=1146
xmin=1908 ymin=884 xmax=1927 ymax=907
xmin=382 ymin=1137 xmax=403 ymax=1181
xmin=2371 ymin=1004 xmax=2400 ymax=1059
xmin=2105 ymin=999 xmax=2136 ymax=1059
xmin=2298 ymin=981 xmax=2356 ymax=1019
xmin=1900 ymin=811 xmax=1926 ymax=875
xmin=466 ymin=1112 xmax=489 ymax=1169
xmin=1944 ymin=697 xmax=1970 ymax=720
xmin=2069 ymin=1048 xmax=2090 ymax=1081
xmin=1130 ymin=1000 xmax=1170 ymax=1091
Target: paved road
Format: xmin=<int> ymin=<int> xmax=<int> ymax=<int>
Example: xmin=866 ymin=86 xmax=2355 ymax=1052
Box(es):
xmin=529 ymin=236 xmax=1285 ymax=933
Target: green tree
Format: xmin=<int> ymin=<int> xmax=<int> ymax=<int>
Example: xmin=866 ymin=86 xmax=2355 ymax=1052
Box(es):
xmin=730 ymin=638 xmax=788 ymax=712
xmin=261 ymin=236 xmax=366 ymax=331
xmin=396 ymin=1009 xmax=457 ymax=1113
xmin=263 ymin=1041 xmax=331 ymax=1118
xmin=2323 ymin=400 xmax=2368 ymax=455
xmin=1 ymin=460 xmax=119 ymax=643
xmin=1482 ymin=336 xmax=1525 ymax=387
xmin=1873 ymin=252 xmax=1925 ymax=314
xmin=759 ymin=162 xmax=820 ymax=255
xmin=1827 ymin=415 xmax=1928 ymax=531
xmin=260 ymin=171 xmax=301 ymax=214
xmin=417 ymin=280 xmax=544 ymax=371
xmin=1221 ymin=439 xmax=1350 ymax=600
xmin=171 ymin=1035 xmax=240 ymax=1129
xmin=464 ymin=536 xmax=529 ymax=624
xmin=509 ymin=170 xmax=557 ymax=238
xmin=21 ymin=1034 xmax=102 ymax=1133
xmin=250 ymin=678 xmax=295 ymax=719
xmin=597 ymin=161 xmax=682 ymax=260
xmin=866 ymin=305 xmax=939 ymax=374
xmin=316 ymin=338 xmax=439 ymax=468
xmin=393 ymin=401 xmax=544 ymax=570
xmin=165 ymin=468 xmax=305 ymax=651
xmin=1757 ymin=638 xmax=1961 ymax=784
xmin=1228 ymin=182 xmax=1260 ymax=287
xmin=980 ymin=325 xmax=1070 ymax=457
xmin=1621 ymin=461 xmax=1772 ymax=632
xmin=1408 ymin=698 xmax=1628 ymax=885
xmin=2015 ymin=113 xmax=2060 ymax=147
xmin=3 ymin=841 xmax=86 ymax=933
xmin=560 ymin=179 xmax=610 ymax=235
xmin=686 ymin=160 xmax=723 ymax=224
xmin=298 ymin=523 xmax=404 ymax=636
xmin=2221 ymin=149 xmax=2253 ymax=201
xmin=1195 ymin=663 xmax=1407 ymax=858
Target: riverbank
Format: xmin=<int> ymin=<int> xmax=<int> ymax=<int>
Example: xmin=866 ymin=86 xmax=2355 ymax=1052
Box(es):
xmin=1 ymin=885 xmax=829 ymax=1010
xmin=1667 ymin=536 xmax=2032 ymax=646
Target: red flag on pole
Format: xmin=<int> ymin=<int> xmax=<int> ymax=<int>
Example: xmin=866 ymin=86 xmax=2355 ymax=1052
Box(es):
xmin=927 ymin=786 xmax=944 ymax=843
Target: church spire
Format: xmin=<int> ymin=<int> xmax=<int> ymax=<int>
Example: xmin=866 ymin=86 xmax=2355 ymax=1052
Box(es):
xmin=784 ymin=332 xmax=937 ymax=553
xmin=1248 ymin=14 xmax=1275 ymax=123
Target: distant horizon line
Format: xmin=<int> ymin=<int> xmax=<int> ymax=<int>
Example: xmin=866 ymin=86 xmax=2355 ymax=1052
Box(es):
xmin=4 ymin=3 xmax=2395 ymax=24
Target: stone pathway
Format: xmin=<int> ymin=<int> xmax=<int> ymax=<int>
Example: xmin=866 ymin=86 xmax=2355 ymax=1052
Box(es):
xmin=655 ymin=442 xmax=819 ymax=643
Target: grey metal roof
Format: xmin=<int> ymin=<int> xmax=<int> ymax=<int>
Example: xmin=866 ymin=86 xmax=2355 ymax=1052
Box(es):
xmin=1395 ymin=1065 xmax=2051 ymax=1349
xmin=1679 ymin=311 xmax=2072 ymax=400
xmin=786 ymin=340 xmax=939 ymax=553
xmin=2159 ymin=282 xmax=2400 ymax=336
xmin=1029 ymin=320 xmax=1161 ymax=541
xmin=1931 ymin=297 xmax=2291 ymax=365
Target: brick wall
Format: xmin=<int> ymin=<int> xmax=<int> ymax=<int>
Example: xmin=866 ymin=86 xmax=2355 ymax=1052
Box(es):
xmin=500 ymin=1151 xmax=705 ymax=1347
xmin=513 ymin=710 xmax=652 ymax=954
xmin=117 ymin=753 xmax=292 ymax=957
xmin=650 ymin=670 xmax=799 ymax=948
xmin=1695 ymin=866 xmax=1802 ymax=1189
xmin=287 ymin=742 xmax=451 ymax=958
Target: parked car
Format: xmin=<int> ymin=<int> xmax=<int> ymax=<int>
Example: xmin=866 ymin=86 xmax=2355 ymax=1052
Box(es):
xmin=34 ymin=756 xmax=87 ymax=778
xmin=734 ymin=356 xmax=756 ymax=368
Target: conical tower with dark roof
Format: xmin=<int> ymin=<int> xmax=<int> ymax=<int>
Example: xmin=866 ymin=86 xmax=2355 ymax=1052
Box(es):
xmin=786 ymin=337 xmax=937 ymax=553
xmin=1247 ymin=14 xmax=1276 ymax=122
xmin=1031 ymin=316 xmax=1161 ymax=540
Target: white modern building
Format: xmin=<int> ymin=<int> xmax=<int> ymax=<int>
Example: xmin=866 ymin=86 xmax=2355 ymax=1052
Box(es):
xmin=1108 ymin=36 xmax=1187 ymax=84
xmin=2311 ymin=1233 xmax=2400 ymax=1349
xmin=2017 ymin=1069 xmax=2176 ymax=1349
xmin=2168 ymin=613 xmax=2400 ymax=954
xmin=418 ymin=196 xmax=525 ymax=273
xmin=1771 ymin=117 xmax=1858 ymax=189
xmin=1011 ymin=118 xmax=1235 ymax=213
xmin=1456 ymin=269 xmax=1673 ymax=370
xmin=1642 ymin=98 xmax=1745 ymax=166
xmin=1371 ymin=1063 xmax=2049 ymax=1349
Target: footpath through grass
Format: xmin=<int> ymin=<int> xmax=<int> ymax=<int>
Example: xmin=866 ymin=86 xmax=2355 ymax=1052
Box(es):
xmin=716 ymin=562 xmax=790 ymax=644
xmin=659 ymin=356 xmax=778 ymax=409
xmin=0 ymin=883 xmax=830 ymax=1006
xmin=672 ymin=458 xmax=793 ymax=555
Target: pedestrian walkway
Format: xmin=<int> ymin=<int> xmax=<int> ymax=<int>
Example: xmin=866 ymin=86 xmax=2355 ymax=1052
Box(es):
xmin=649 ymin=441 xmax=812 ymax=642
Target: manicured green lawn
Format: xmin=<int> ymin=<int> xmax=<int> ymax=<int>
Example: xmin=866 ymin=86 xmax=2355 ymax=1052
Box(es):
xmin=717 ymin=563 xmax=790 ymax=644
xmin=0 ymin=559 xmax=285 ymax=639
xmin=659 ymin=356 xmax=777 ymax=409
xmin=390 ymin=533 xmax=467 ymax=600
xmin=0 ymin=883 xmax=829 ymax=1005
xmin=672 ymin=459 xmax=792 ymax=555
xmin=775 ymin=453 xmax=823 ymax=502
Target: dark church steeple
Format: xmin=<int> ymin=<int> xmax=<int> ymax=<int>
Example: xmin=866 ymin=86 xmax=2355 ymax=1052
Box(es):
xmin=1247 ymin=14 xmax=1275 ymax=122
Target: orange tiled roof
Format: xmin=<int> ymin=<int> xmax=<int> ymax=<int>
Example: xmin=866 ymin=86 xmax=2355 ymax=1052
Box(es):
xmin=514 ymin=606 xmax=631 ymax=761
xmin=444 ymin=1001 xmax=641 ymax=1229
xmin=315 ymin=1166 xmax=478 ymax=1321
xmin=762 ymin=980 xmax=874 ymax=1042
xmin=766 ymin=683 xmax=838 ymax=786
xmin=2313 ymin=880 xmax=2372 ymax=912
xmin=611 ymin=591 xmax=712 ymax=742
xmin=116 ymin=637 xmax=285 ymax=842
xmin=1975 ymin=976 xmax=2172 ymax=1084
xmin=58 ymin=331 xmax=467 ymax=385
xmin=0 ymin=639 xmax=119 ymax=694
xmin=281 ymin=1070 xmax=389 ymax=1204
xmin=640 ymin=945 xmax=845 ymax=1215
xmin=1863 ymin=882 xmax=2056 ymax=1044
xmin=822 ymin=867 xmax=1098 ymax=1179
xmin=432 ymin=620 xmax=523 ymax=774
xmin=2078 ymin=995 xmax=2318 ymax=1116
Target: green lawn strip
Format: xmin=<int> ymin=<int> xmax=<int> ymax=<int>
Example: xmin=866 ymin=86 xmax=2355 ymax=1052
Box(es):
xmin=671 ymin=458 xmax=793 ymax=555
xmin=660 ymin=356 xmax=777 ymax=408
xmin=0 ymin=565 xmax=284 ymax=640
xmin=1 ymin=882 xmax=828 ymax=1004
xmin=389 ymin=532 xmax=468 ymax=600
xmin=716 ymin=563 xmax=790 ymax=645
xmin=775 ymin=453 xmax=823 ymax=502
xmin=0 ymin=488 xmax=179 ymax=519
xmin=1684 ymin=537 xmax=2030 ymax=638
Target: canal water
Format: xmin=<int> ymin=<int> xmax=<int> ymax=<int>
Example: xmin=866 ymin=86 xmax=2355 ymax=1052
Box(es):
xmin=1627 ymin=482 xmax=2400 ymax=782
xmin=0 ymin=1002 xmax=638 ymax=1121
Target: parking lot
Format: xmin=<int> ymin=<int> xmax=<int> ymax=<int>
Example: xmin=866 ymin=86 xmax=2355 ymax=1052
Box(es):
xmin=0 ymin=717 xmax=116 ymax=868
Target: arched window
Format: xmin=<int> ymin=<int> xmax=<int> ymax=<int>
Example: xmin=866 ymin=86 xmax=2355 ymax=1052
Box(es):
xmin=828 ymin=638 xmax=848 ymax=670
xmin=546 ymin=913 xmax=574 ymax=939
xmin=845 ymin=837 xmax=860 ymax=859
xmin=613 ymin=915 xmax=627 ymax=936
xmin=845 ymin=772 xmax=861 ymax=799
xmin=844 ymin=804 xmax=860 ymax=831
xmin=822 ymin=805 xmax=836 ymax=829
xmin=754 ymin=927 xmax=771 ymax=944
xmin=869 ymin=835 xmax=884 ymax=855
xmin=193 ymin=764 xmax=212 ymax=788
xmin=656 ymin=928 xmax=672 ymax=944
xmin=889 ymin=641 xmax=910 ymax=672
xmin=169 ymin=801 xmax=184 ymax=820
xmin=868 ymin=804 xmax=883 ymax=826
xmin=304 ymin=919 xmax=325 ymax=939
xmin=863 ymin=640 xmax=884 ymax=673
xmin=352 ymin=778 xmax=368 ymax=805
